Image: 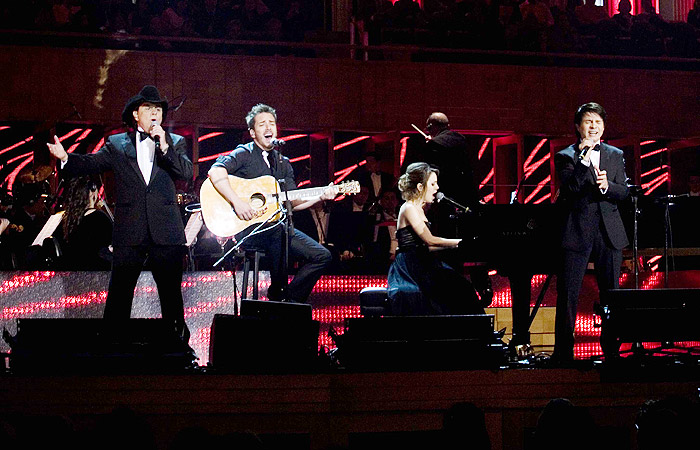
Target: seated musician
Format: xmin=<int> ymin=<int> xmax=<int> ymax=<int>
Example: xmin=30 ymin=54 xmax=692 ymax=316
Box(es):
xmin=387 ymin=162 xmax=483 ymax=316
xmin=58 ymin=176 xmax=113 ymax=270
xmin=207 ymin=103 xmax=336 ymax=303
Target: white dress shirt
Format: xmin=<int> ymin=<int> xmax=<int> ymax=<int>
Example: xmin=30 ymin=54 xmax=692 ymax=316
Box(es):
xmin=136 ymin=128 xmax=155 ymax=185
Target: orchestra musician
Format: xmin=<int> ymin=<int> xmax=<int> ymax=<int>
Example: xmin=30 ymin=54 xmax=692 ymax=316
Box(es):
xmin=57 ymin=176 xmax=113 ymax=271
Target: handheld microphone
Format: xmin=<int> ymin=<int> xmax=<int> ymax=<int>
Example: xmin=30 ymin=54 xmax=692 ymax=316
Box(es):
xmin=578 ymin=145 xmax=591 ymax=159
xmin=436 ymin=192 xmax=470 ymax=212
xmin=270 ymin=138 xmax=286 ymax=148
xmin=151 ymin=119 xmax=160 ymax=152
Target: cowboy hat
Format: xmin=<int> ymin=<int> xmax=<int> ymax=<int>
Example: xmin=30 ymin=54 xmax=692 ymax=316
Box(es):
xmin=121 ymin=85 xmax=169 ymax=127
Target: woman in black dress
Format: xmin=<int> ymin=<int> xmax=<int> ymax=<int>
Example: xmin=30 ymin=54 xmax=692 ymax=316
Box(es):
xmin=58 ymin=176 xmax=113 ymax=270
xmin=387 ymin=162 xmax=483 ymax=315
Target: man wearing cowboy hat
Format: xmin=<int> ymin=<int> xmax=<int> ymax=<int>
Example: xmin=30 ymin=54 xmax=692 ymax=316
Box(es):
xmin=47 ymin=85 xmax=193 ymax=347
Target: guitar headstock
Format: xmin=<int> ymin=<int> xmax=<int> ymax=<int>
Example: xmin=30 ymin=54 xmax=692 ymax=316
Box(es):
xmin=337 ymin=180 xmax=360 ymax=195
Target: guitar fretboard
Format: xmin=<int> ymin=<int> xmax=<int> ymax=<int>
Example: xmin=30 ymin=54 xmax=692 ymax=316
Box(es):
xmin=274 ymin=186 xmax=328 ymax=201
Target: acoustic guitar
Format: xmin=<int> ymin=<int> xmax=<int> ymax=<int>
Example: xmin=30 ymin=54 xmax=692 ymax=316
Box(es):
xmin=200 ymin=175 xmax=360 ymax=237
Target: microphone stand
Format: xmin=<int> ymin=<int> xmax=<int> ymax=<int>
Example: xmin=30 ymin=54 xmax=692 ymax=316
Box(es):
xmin=628 ymin=185 xmax=644 ymax=289
xmin=653 ymin=194 xmax=687 ymax=288
xmin=213 ymin=209 xmax=284 ymax=268
xmin=278 ymin=178 xmax=293 ymax=301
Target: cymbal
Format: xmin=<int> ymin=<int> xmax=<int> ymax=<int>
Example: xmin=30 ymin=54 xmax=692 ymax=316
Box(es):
xmin=17 ymin=165 xmax=53 ymax=183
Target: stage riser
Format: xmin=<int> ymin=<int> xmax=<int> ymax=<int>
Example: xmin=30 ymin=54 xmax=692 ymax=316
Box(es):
xmin=4 ymin=271 xmax=700 ymax=364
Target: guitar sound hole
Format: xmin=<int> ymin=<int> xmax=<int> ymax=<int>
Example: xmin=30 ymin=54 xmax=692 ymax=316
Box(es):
xmin=249 ymin=193 xmax=266 ymax=209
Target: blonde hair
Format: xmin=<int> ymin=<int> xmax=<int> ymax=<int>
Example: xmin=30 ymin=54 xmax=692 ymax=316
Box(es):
xmin=398 ymin=162 xmax=439 ymax=201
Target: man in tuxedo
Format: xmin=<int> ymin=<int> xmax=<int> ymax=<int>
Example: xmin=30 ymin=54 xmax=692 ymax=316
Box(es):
xmin=553 ymin=102 xmax=629 ymax=361
xmin=47 ymin=85 xmax=193 ymax=345
xmin=207 ymin=103 xmax=335 ymax=303
xmin=358 ymin=151 xmax=394 ymax=206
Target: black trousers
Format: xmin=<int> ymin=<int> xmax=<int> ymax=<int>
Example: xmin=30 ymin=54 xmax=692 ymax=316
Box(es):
xmin=104 ymin=241 xmax=188 ymax=341
xmin=237 ymin=225 xmax=332 ymax=303
xmin=554 ymin=222 xmax=622 ymax=358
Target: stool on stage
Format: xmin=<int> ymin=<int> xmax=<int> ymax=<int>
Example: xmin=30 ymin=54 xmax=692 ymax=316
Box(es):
xmin=234 ymin=248 xmax=265 ymax=299
xmin=359 ymin=286 xmax=391 ymax=317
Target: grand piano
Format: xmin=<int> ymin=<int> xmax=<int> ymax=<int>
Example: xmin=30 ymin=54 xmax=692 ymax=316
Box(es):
xmin=455 ymin=203 xmax=562 ymax=346
xmin=453 ymin=195 xmax=700 ymax=347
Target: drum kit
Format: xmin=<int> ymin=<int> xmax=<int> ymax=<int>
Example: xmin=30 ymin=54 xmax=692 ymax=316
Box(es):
xmin=10 ymin=164 xmax=54 ymax=203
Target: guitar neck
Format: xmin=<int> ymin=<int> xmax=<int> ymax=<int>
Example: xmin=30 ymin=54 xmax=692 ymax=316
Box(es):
xmin=277 ymin=186 xmax=327 ymax=201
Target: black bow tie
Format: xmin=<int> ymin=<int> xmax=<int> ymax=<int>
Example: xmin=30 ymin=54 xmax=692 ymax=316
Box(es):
xmin=591 ymin=144 xmax=601 ymax=152
xmin=138 ymin=131 xmax=153 ymax=142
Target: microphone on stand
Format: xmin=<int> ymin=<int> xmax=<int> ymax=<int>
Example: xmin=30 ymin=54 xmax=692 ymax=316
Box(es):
xmin=270 ymin=138 xmax=286 ymax=148
xmin=436 ymin=192 xmax=470 ymax=212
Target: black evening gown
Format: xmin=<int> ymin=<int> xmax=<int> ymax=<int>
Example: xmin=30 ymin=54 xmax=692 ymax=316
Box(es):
xmin=387 ymin=224 xmax=483 ymax=316
xmin=59 ymin=209 xmax=113 ymax=270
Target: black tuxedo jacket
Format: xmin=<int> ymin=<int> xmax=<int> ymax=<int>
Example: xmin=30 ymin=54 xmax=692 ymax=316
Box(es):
xmin=357 ymin=170 xmax=395 ymax=203
xmin=62 ymin=131 xmax=192 ymax=246
xmin=555 ymin=142 xmax=629 ymax=252
xmin=401 ymin=129 xmax=477 ymax=207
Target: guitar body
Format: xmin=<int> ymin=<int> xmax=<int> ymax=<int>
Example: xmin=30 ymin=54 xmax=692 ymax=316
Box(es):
xmin=200 ymin=175 xmax=282 ymax=238
xmin=200 ymin=175 xmax=360 ymax=238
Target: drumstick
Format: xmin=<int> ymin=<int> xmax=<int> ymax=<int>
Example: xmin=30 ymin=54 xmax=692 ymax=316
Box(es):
xmin=411 ymin=123 xmax=428 ymax=139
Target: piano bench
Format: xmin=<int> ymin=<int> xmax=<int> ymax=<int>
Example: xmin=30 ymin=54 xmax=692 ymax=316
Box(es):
xmin=359 ymin=286 xmax=391 ymax=317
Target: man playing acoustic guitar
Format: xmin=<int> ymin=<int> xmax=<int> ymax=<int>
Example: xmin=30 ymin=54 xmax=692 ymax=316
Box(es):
xmin=207 ymin=103 xmax=337 ymax=303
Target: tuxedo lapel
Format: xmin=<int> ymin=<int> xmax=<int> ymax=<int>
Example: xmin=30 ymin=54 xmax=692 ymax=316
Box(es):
xmin=124 ymin=133 xmax=137 ymax=158
xmin=148 ymin=157 xmax=159 ymax=185
xmin=122 ymin=133 xmax=148 ymax=185
xmin=599 ymin=143 xmax=610 ymax=172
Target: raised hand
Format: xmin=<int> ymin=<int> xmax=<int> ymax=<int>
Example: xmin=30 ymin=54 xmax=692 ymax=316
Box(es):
xmin=47 ymin=135 xmax=68 ymax=162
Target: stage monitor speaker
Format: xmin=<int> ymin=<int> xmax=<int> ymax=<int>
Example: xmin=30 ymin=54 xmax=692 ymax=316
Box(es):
xmin=5 ymin=318 xmax=194 ymax=373
xmin=336 ymin=315 xmax=505 ymax=370
xmin=240 ymin=298 xmax=313 ymax=321
xmin=209 ymin=311 xmax=319 ymax=373
xmin=600 ymin=288 xmax=700 ymax=353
